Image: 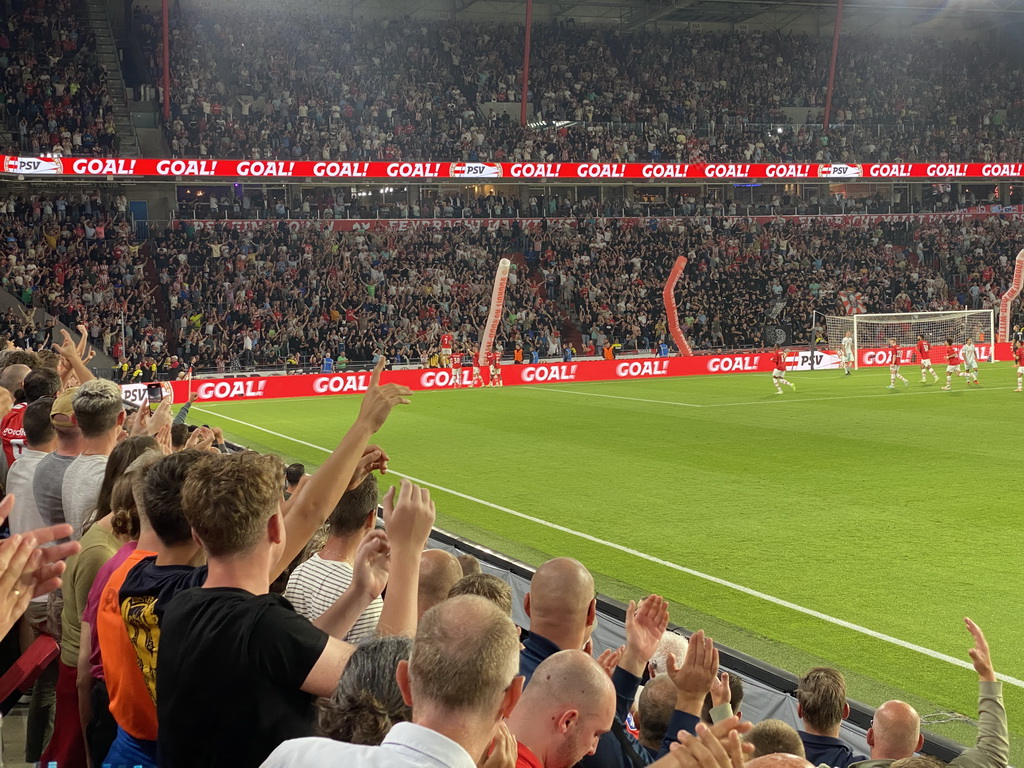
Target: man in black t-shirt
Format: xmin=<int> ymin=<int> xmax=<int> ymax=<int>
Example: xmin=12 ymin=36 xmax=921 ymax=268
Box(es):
xmin=156 ymin=451 xmax=436 ymax=768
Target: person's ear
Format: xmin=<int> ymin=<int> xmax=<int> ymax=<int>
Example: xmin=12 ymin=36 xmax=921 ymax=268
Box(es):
xmin=558 ymin=709 xmax=580 ymax=734
xmin=267 ymin=511 xmax=284 ymax=545
xmin=396 ymin=659 xmax=413 ymax=707
xmin=916 ymin=734 xmax=924 ymax=752
xmin=866 ymin=728 xmax=875 ymax=748
xmin=191 ymin=529 xmax=203 ymax=549
xmin=586 ymin=597 xmax=597 ymax=628
xmin=117 ymin=410 xmax=126 ymax=426
xmin=797 ymin=703 xmax=804 ymax=720
xmin=842 ymin=702 xmax=850 ymax=720
xmin=501 ymin=675 xmax=524 ymax=720
xmin=523 ymin=592 xmax=531 ymax=619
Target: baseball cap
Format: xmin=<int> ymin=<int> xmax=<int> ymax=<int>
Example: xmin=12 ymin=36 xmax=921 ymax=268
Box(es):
xmin=51 ymin=386 xmax=79 ymax=425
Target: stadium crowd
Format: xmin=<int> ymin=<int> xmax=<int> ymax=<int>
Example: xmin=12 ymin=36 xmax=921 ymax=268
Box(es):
xmin=0 ymin=348 xmax=1010 ymax=768
xmin=0 ymin=0 xmax=122 ymax=157
xmin=133 ymin=10 xmax=1024 ymax=165
xmin=3 ymin=187 xmax=1024 ymax=372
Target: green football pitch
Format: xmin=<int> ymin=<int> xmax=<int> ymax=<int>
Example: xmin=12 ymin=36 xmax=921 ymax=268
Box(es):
xmin=181 ymin=364 xmax=1024 ymax=758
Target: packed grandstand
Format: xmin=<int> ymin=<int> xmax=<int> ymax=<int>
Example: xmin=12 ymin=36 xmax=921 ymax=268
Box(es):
xmin=0 ymin=0 xmax=1022 ymax=767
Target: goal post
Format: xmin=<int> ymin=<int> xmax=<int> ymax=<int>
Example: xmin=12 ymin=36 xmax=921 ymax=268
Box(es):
xmin=824 ymin=310 xmax=995 ymax=370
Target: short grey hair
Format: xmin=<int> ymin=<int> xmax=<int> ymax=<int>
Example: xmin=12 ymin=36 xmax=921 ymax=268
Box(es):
xmin=72 ymin=379 xmax=124 ymax=437
xmin=650 ymin=631 xmax=688 ymax=675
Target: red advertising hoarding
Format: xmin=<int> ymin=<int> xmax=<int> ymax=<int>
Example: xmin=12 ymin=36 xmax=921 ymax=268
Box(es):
xmin=6 ymin=155 xmax=1024 ymax=181
xmin=138 ymin=344 xmax=1012 ymax=405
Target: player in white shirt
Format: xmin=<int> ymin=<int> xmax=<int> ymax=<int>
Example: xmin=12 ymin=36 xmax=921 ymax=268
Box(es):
xmin=959 ymin=338 xmax=980 ymax=385
xmin=840 ymin=332 xmax=854 ymax=376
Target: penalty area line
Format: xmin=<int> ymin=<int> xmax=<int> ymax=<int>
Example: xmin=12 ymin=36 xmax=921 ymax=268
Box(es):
xmin=523 ymin=386 xmax=702 ymax=407
xmin=192 ymin=406 xmax=1024 ymax=689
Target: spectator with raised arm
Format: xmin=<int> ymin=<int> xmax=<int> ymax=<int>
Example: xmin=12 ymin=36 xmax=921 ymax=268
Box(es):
xmin=849 ymin=619 xmax=1008 ymax=768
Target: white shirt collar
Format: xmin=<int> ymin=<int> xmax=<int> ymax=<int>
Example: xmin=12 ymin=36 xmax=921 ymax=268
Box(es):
xmin=382 ymin=722 xmax=479 ymax=768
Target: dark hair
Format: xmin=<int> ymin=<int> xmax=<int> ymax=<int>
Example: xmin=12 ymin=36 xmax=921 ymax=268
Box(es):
xmin=0 ymin=350 xmax=40 ymax=372
xmin=317 ymin=636 xmax=412 ymax=744
xmin=23 ymin=398 xmax=56 ymax=447
xmin=171 ymin=424 xmax=189 ymax=449
xmin=23 ymin=369 xmax=61 ymax=402
xmin=142 ymin=450 xmax=208 ymax=546
xmin=110 ymin=473 xmax=141 ymax=539
xmin=82 ymin=436 xmax=160 ymax=536
xmin=285 ymin=463 xmax=305 ymax=487
xmin=327 ymin=474 xmax=378 ymax=536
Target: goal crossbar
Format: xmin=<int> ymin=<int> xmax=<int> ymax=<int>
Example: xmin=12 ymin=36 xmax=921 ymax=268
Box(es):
xmin=824 ymin=310 xmax=995 ymax=370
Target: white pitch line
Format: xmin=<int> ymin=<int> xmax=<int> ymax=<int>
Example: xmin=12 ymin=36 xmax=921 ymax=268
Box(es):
xmin=523 ymin=386 xmax=703 ymax=407
xmin=191 ymin=405 xmax=1024 ymax=689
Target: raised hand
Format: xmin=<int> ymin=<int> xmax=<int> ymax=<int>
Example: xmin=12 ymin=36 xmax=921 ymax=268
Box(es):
xmin=186 ymin=425 xmax=215 ymax=452
xmin=964 ymin=617 xmax=996 ymax=682
xmin=148 ymin=398 xmax=173 ymax=435
xmin=478 ymin=722 xmax=518 ymax=768
xmin=346 ymin=444 xmax=391 ymax=491
xmin=380 ymin=479 xmax=436 ymax=552
xmin=709 ymin=672 xmax=731 ymax=708
xmin=621 ymin=595 xmax=670 ymax=675
xmin=357 ymin=357 xmax=412 ymax=434
xmin=664 ymin=718 xmax=752 ymax=768
xmin=350 ymin=529 xmax=391 ymax=600
xmin=596 ymin=645 xmax=625 ymax=678
xmin=666 ymin=629 xmax=719 ymax=716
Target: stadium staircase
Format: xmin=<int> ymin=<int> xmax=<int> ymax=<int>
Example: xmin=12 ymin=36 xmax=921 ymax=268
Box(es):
xmin=507 ymin=250 xmax=584 ymax=351
xmin=80 ymin=0 xmax=140 ymax=157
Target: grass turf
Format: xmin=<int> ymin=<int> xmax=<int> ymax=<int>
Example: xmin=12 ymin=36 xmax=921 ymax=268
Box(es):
xmin=183 ymin=364 xmax=1024 ymax=759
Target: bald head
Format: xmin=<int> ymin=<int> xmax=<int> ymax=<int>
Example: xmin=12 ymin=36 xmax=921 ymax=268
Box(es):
xmin=746 ymin=753 xmax=815 ymax=768
xmin=0 ymin=364 xmax=30 ymax=394
xmin=637 ymin=674 xmax=678 ymax=749
xmin=509 ymin=650 xmax=616 ymax=768
xmin=869 ymin=701 xmax=923 ymax=760
xmin=526 ymin=558 xmax=596 ymax=650
xmin=417 ymin=550 xmax=465 ymax=621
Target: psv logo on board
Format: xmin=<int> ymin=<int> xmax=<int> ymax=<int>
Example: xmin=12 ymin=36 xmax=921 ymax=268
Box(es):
xmin=816 ymin=164 xmax=863 ymax=179
xmin=449 ymin=162 xmax=503 ymax=178
xmin=4 ymin=156 xmax=63 ymax=175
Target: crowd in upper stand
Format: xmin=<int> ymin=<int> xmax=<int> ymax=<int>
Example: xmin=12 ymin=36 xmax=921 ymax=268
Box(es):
xmin=0 ymin=0 xmax=121 ymax=157
xmin=129 ymin=10 xmax=1024 ymax=165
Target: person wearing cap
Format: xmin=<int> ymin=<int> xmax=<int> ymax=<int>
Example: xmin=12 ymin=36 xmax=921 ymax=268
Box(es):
xmin=33 ymin=387 xmax=85 ymax=531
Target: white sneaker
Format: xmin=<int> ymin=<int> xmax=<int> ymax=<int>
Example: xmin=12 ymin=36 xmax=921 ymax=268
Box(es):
xmin=941 ymin=386 xmax=950 ymax=390
xmin=904 ymin=380 xmax=909 ymax=388
xmin=775 ymin=390 xmax=783 ymax=395
xmin=886 ymin=385 xmax=895 ymax=389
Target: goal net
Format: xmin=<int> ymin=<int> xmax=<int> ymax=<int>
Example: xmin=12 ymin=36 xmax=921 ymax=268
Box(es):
xmin=824 ymin=310 xmax=995 ymax=369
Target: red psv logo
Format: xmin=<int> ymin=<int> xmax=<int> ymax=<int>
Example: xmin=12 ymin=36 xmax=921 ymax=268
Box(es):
xmin=816 ymin=164 xmax=863 ymax=179
xmin=4 ymin=156 xmax=63 ymax=175
xmin=449 ymin=163 xmax=503 ymax=179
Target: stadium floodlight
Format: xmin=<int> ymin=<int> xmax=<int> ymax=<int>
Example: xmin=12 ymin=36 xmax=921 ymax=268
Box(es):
xmin=825 ymin=310 xmax=996 ymax=369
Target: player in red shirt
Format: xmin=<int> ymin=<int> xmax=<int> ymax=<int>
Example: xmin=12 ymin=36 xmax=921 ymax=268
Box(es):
xmin=1014 ymin=341 xmax=1024 ymax=392
xmin=770 ymin=347 xmax=795 ymax=394
xmin=915 ymin=335 xmax=939 ymax=384
xmin=488 ymin=351 xmax=503 ymax=387
xmin=440 ymin=332 xmax=453 ymax=360
xmin=942 ymin=338 xmax=961 ymax=390
xmin=886 ymin=339 xmax=909 ymax=389
xmin=449 ymin=351 xmax=464 ymax=388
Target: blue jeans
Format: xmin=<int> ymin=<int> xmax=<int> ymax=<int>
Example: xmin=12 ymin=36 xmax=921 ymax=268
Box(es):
xmin=103 ymin=726 xmax=157 ymax=768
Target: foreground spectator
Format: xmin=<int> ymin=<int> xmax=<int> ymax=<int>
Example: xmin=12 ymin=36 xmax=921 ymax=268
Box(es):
xmin=284 ymin=474 xmax=385 ymax=642
xmin=417 ymin=549 xmax=464 ymax=621
xmin=849 ymin=619 xmax=1007 ymax=768
xmin=747 ymin=720 xmax=807 ymax=760
xmin=262 ymin=595 xmax=524 ymax=768
xmin=315 ymin=636 xmax=412 ymax=744
xmin=796 ymin=668 xmax=866 ymax=768
xmin=507 ymin=650 xmax=616 ymax=768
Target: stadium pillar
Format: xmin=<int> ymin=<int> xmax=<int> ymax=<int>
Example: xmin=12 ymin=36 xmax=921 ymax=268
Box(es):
xmin=162 ymin=0 xmax=170 ymax=121
xmin=520 ymin=0 xmax=533 ymax=126
xmin=822 ymin=0 xmax=844 ymax=132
